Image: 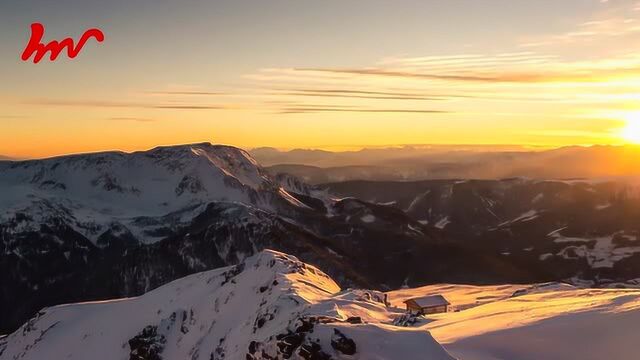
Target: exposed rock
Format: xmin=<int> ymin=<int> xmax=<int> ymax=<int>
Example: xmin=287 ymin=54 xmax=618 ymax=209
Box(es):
xmin=299 ymin=342 xmax=332 ymax=360
xmin=330 ymin=329 xmax=356 ymax=355
xmin=128 ymin=326 xmax=166 ymax=360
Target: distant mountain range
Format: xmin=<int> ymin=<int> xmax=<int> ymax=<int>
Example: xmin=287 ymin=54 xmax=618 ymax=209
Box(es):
xmin=253 ymin=145 xmax=640 ymax=183
xmin=324 ymin=178 xmax=640 ymax=285
xmin=250 ymin=144 xmax=535 ymax=167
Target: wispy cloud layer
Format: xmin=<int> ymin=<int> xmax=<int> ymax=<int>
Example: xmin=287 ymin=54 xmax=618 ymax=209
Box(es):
xmin=144 ymin=91 xmax=227 ymax=96
xmin=291 ymin=54 xmax=640 ymax=84
xmin=271 ymin=89 xmax=463 ymax=101
xmin=22 ymin=98 xmax=237 ymax=111
xmin=520 ymin=2 xmax=640 ymax=48
xmin=278 ymin=107 xmax=450 ymax=115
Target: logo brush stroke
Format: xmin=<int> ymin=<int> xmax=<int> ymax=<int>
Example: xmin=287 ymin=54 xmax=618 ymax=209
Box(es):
xmin=22 ymin=23 xmax=104 ymax=63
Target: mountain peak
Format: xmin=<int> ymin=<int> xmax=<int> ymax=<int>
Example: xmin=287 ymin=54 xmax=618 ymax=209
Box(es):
xmin=0 ymin=142 xmax=306 ymax=246
xmin=0 ymin=250 xmax=453 ymax=360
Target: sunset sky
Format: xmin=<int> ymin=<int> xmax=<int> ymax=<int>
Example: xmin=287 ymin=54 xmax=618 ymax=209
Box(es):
xmin=2 ymin=0 xmax=640 ymax=158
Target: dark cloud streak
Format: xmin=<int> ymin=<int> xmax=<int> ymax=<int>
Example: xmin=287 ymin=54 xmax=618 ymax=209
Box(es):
xmin=279 ymin=107 xmax=450 ymax=114
xmin=278 ymin=92 xmax=445 ymax=101
xmin=22 ymin=99 xmax=233 ymax=110
xmin=145 ymin=91 xmax=227 ymax=96
xmin=107 ymin=117 xmax=157 ymax=123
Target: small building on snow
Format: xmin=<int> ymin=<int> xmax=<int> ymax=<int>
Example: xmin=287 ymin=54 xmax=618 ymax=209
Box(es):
xmin=404 ymin=295 xmax=450 ymax=315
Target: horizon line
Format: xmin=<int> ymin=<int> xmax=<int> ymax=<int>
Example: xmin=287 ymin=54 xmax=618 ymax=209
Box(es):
xmin=3 ymin=141 xmax=638 ymax=161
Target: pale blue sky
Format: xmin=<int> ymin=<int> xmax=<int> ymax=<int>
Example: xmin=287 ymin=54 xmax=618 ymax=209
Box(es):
xmin=0 ymin=0 xmax=604 ymax=92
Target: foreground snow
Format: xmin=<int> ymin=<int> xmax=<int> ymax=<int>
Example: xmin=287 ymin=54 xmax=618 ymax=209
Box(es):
xmin=389 ymin=283 xmax=640 ymax=360
xmin=0 ymin=250 xmax=453 ymax=360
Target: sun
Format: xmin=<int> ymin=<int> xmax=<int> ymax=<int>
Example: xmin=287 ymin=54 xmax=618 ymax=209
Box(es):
xmin=621 ymin=113 xmax=640 ymax=144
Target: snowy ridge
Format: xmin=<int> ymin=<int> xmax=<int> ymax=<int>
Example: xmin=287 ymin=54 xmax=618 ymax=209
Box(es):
xmin=0 ymin=143 xmax=311 ymax=245
xmin=0 ymin=250 xmax=454 ymax=360
xmin=5 ymin=250 xmax=640 ymax=359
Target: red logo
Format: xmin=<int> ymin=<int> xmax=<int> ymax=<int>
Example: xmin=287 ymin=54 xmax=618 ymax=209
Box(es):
xmin=21 ymin=23 xmax=104 ymax=63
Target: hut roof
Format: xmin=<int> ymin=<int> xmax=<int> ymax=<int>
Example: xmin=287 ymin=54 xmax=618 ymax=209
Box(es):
xmin=404 ymin=295 xmax=450 ymax=308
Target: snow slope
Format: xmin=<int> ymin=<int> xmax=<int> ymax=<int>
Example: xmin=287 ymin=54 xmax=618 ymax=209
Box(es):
xmin=388 ymin=284 xmax=530 ymax=312
xmin=0 ymin=250 xmax=454 ymax=360
xmin=389 ymin=283 xmax=640 ymax=360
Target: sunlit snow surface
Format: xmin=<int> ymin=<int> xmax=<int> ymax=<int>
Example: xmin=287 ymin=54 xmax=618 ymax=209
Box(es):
xmin=389 ymin=283 xmax=640 ymax=360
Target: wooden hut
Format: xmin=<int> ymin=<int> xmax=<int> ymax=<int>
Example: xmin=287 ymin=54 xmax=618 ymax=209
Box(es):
xmin=403 ymin=295 xmax=450 ymax=315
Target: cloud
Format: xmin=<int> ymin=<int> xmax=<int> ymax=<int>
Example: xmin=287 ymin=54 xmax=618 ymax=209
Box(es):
xmin=294 ymin=67 xmax=538 ymax=83
xmin=278 ymin=106 xmax=450 ymax=115
xmin=152 ymin=105 xmax=228 ymax=110
xmin=520 ymin=19 xmax=640 ymax=48
xmin=22 ymin=98 xmax=235 ymax=110
xmin=272 ymin=88 xmax=469 ymax=101
xmin=293 ymin=63 xmax=640 ymax=84
xmin=145 ymin=91 xmax=227 ymax=96
xmin=519 ymin=2 xmax=640 ymax=48
xmin=239 ymin=49 xmax=640 ymax=86
xmin=0 ymin=115 xmax=29 ymax=119
xmin=236 ymin=47 xmax=640 ymax=120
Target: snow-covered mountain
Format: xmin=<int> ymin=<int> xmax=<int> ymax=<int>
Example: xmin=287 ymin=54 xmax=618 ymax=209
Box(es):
xmin=0 ymin=143 xmax=352 ymax=333
xmin=10 ymin=142 xmax=622 ymax=336
xmin=0 ymin=250 xmax=454 ymax=360
xmin=0 ymin=143 xmax=319 ymax=245
xmin=325 ymin=178 xmax=640 ymax=286
xmin=5 ymin=143 xmax=520 ymax=335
